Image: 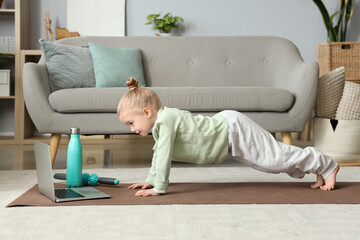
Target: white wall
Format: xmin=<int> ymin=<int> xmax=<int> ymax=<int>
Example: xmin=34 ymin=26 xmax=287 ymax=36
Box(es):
xmin=28 ymin=0 xmax=360 ymax=62
xmin=29 ymin=0 xmax=67 ymax=48
xmin=127 ymin=0 xmax=335 ymax=62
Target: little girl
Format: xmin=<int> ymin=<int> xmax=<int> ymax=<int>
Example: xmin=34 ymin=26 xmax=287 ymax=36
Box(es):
xmin=117 ymin=78 xmax=339 ymax=197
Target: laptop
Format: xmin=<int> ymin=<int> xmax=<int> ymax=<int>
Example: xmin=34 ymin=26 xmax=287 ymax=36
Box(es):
xmin=34 ymin=141 xmax=110 ymax=203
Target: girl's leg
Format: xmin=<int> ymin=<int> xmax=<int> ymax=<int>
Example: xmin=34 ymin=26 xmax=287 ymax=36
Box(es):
xmin=221 ymin=110 xmax=338 ymax=181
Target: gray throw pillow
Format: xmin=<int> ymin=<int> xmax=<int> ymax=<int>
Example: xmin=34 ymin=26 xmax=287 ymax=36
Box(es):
xmin=39 ymin=39 xmax=96 ymax=92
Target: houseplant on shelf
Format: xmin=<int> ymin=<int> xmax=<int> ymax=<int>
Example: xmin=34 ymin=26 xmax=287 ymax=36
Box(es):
xmin=145 ymin=12 xmax=184 ymax=36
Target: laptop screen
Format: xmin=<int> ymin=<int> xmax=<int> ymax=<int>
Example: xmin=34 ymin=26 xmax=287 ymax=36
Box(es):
xmin=34 ymin=141 xmax=56 ymax=201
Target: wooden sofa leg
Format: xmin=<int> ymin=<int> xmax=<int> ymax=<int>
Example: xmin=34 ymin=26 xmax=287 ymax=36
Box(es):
xmin=304 ymin=115 xmax=312 ymax=141
xmin=50 ymin=133 xmax=61 ymax=167
xmin=281 ymin=132 xmax=292 ymax=145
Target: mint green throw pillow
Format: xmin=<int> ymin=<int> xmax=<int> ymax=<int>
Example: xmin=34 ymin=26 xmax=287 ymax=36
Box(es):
xmin=88 ymin=42 xmax=146 ymax=87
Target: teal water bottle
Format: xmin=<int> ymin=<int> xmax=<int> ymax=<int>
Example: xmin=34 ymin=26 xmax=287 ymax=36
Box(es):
xmin=66 ymin=128 xmax=83 ymax=188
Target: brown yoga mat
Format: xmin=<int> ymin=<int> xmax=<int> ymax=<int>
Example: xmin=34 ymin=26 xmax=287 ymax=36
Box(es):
xmin=7 ymin=182 xmax=360 ymax=207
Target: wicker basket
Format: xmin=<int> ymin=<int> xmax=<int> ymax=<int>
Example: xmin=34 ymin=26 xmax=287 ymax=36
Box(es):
xmin=318 ymin=42 xmax=360 ymax=83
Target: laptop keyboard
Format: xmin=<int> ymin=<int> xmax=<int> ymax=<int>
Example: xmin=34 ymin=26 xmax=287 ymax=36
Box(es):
xmin=55 ymin=189 xmax=85 ymax=199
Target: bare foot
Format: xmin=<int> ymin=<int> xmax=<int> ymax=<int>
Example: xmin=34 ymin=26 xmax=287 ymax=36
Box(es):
xmin=310 ymin=174 xmax=324 ymax=189
xmin=320 ymin=165 xmax=340 ymax=191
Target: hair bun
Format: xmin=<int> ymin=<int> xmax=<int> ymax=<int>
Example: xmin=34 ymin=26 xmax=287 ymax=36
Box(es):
xmin=127 ymin=78 xmax=139 ymax=90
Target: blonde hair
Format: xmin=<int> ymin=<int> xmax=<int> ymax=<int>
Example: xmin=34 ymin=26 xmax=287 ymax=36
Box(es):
xmin=117 ymin=78 xmax=161 ymax=117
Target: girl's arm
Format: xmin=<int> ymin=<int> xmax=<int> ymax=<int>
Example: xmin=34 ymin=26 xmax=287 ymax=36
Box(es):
xmin=145 ymin=125 xmax=176 ymax=194
xmin=145 ymin=147 xmax=157 ymax=186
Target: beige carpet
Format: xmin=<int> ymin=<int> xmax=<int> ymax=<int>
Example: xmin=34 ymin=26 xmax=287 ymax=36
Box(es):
xmin=1 ymin=167 xmax=360 ymax=239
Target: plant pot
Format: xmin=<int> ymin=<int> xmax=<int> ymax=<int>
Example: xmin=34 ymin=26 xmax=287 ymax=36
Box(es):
xmin=155 ymin=33 xmax=173 ymax=37
xmin=314 ymin=117 xmax=360 ymax=163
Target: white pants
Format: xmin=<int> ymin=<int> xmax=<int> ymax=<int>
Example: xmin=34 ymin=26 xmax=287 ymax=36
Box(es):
xmin=220 ymin=110 xmax=338 ymax=179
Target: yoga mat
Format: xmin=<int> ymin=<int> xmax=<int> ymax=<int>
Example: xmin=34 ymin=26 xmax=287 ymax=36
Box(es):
xmin=7 ymin=182 xmax=360 ymax=207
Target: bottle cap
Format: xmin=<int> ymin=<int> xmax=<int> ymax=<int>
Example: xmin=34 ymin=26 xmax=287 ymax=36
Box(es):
xmin=70 ymin=128 xmax=80 ymax=134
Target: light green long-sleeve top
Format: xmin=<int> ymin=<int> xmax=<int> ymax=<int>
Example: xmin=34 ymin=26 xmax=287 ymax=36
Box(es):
xmin=145 ymin=107 xmax=229 ymax=194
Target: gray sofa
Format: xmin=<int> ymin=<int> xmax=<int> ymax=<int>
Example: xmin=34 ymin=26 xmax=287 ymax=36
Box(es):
xmin=23 ymin=36 xmax=318 ymax=165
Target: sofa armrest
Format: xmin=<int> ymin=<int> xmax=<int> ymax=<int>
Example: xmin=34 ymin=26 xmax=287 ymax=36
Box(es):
xmin=23 ymin=63 xmax=55 ymax=133
xmin=287 ymin=61 xmax=319 ymax=130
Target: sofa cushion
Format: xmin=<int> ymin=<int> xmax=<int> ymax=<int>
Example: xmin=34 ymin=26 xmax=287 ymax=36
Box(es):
xmin=49 ymin=87 xmax=294 ymax=113
xmin=39 ymin=39 xmax=96 ymax=92
xmin=88 ymin=42 xmax=146 ymax=88
xmin=336 ymin=81 xmax=360 ymax=120
xmin=315 ymin=66 xmax=345 ymax=119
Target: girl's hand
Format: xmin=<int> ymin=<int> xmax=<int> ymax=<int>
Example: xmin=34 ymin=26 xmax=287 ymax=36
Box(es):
xmin=135 ymin=189 xmax=159 ymax=197
xmin=128 ymin=182 xmax=152 ymax=190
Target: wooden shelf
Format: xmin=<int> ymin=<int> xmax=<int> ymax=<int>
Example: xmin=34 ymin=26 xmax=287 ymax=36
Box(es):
xmin=0 ymin=136 xmax=16 ymax=144
xmin=21 ymin=50 xmax=42 ymax=55
xmin=0 ymin=96 xmax=15 ymax=99
xmin=0 ymin=135 xmax=15 ymax=140
xmin=0 ymin=9 xmax=15 ymax=15
xmin=0 ymin=0 xmax=29 ymax=145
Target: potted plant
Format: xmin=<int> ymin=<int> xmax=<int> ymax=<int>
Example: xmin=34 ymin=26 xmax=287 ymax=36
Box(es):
xmin=313 ymin=0 xmax=353 ymax=42
xmin=145 ymin=12 xmax=184 ymax=36
xmin=313 ymin=0 xmax=358 ymax=81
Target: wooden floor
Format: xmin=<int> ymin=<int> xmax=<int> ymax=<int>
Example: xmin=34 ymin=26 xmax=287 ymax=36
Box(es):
xmin=0 ymin=134 xmax=358 ymax=170
xmin=0 ymin=135 xmax=156 ymax=170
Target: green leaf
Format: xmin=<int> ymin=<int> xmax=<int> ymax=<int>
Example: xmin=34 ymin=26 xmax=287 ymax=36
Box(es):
xmin=342 ymin=0 xmax=353 ymax=41
xmin=175 ymin=17 xmax=184 ymax=22
xmin=313 ymin=0 xmax=339 ymax=42
xmin=347 ymin=0 xmax=354 ymax=18
xmin=330 ymin=11 xmax=339 ymax=22
xmin=146 ymin=14 xmax=155 ymax=21
xmin=335 ymin=0 xmax=346 ymax=35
